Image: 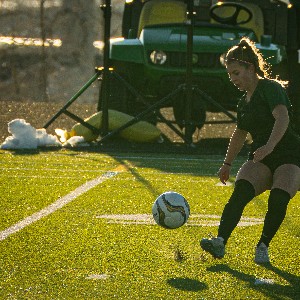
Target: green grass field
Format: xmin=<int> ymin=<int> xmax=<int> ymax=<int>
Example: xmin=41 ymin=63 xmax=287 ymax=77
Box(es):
xmin=0 ymin=149 xmax=299 ymax=299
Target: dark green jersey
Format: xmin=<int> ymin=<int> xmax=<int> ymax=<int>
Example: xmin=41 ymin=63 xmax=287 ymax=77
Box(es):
xmin=237 ymin=78 xmax=300 ymax=156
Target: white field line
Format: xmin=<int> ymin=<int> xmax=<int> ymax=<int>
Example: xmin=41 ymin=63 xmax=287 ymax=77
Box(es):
xmin=0 ymin=167 xmax=107 ymax=173
xmin=0 ymin=172 xmax=221 ymax=178
xmin=0 ymin=155 xmax=245 ymax=166
xmin=0 ymin=155 xmax=244 ymax=177
xmin=0 ymin=166 xmax=229 ymax=177
xmin=0 ymin=155 xmax=246 ymax=177
xmin=2 ymin=175 xmax=98 ymax=179
xmin=1 ymin=174 xmax=217 ymax=184
xmin=0 ymin=171 xmax=119 ymax=241
xmin=96 ymin=214 xmax=264 ymax=227
xmin=111 ymin=155 xmax=243 ymax=162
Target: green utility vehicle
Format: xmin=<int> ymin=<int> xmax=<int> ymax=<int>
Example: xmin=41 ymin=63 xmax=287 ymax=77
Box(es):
xmin=100 ymin=0 xmax=299 ymax=135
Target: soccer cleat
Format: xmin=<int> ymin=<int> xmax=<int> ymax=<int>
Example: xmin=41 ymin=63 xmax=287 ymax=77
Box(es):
xmin=200 ymin=237 xmax=225 ymax=258
xmin=255 ymin=243 xmax=270 ymax=264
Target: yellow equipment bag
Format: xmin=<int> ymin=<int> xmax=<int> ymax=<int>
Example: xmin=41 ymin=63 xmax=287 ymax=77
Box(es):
xmin=62 ymin=110 xmax=161 ymax=143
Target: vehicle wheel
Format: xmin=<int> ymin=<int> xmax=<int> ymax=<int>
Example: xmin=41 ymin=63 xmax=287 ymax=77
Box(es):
xmin=173 ymin=91 xmax=206 ymax=134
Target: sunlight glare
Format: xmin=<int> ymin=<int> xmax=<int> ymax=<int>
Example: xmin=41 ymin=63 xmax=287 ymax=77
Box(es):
xmin=0 ymin=36 xmax=62 ymax=47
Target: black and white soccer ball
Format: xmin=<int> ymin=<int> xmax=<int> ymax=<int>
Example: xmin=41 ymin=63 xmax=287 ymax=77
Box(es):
xmin=152 ymin=191 xmax=190 ymax=229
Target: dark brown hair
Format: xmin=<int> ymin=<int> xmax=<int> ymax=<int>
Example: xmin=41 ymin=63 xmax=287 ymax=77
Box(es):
xmin=225 ymin=37 xmax=287 ymax=87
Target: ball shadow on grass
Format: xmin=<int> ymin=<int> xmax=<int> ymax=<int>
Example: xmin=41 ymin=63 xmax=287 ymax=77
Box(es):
xmin=167 ymin=277 xmax=208 ymax=292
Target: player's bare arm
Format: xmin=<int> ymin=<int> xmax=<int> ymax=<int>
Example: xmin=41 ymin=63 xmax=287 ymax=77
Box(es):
xmin=253 ymin=104 xmax=289 ymax=162
xmin=219 ymin=127 xmax=248 ymax=184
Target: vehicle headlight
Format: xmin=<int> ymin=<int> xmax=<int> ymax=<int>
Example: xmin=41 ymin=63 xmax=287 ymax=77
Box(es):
xmin=150 ymin=50 xmax=167 ymax=65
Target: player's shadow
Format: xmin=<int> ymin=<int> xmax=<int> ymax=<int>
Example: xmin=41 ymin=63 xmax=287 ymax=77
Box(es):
xmin=207 ymin=264 xmax=300 ymax=299
xmin=167 ymin=277 xmax=208 ymax=292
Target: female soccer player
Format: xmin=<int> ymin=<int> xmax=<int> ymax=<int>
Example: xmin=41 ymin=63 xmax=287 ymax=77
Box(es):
xmin=200 ymin=37 xmax=300 ymax=264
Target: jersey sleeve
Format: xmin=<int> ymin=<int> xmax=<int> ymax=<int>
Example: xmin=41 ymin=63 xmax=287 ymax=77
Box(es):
xmin=236 ymin=98 xmax=247 ymax=130
xmin=261 ymin=80 xmax=291 ymax=112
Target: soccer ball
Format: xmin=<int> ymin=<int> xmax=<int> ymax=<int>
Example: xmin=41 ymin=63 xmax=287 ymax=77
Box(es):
xmin=152 ymin=191 xmax=190 ymax=229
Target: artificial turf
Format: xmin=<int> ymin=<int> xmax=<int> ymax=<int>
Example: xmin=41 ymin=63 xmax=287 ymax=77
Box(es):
xmin=0 ymin=149 xmax=299 ymax=299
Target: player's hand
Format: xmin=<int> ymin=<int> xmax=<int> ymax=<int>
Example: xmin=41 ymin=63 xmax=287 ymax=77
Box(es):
xmin=218 ymin=164 xmax=231 ymax=185
xmin=253 ymin=144 xmax=273 ymax=163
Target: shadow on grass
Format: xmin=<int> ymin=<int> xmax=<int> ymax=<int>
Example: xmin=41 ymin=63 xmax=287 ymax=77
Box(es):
xmin=96 ymin=137 xmax=233 ymax=155
xmin=102 ymin=155 xmax=161 ymax=198
xmin=167 ymin=277 xmax=208 ymax=292
xmin=207 ymin=264 xmax=300 ymax=299
xmin=1 ymin=137 xmax=233 ymax=155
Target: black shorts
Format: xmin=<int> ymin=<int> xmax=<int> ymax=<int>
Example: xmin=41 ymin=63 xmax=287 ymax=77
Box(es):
xmin=248 ymin=152 xmax=300 ymax=174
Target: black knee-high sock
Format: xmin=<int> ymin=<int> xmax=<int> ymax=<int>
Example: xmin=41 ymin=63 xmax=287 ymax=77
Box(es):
xmin=257 ymin=188 xmax=291 ymax=247
xmin=218 ymin=179 xmax=255 ymax=244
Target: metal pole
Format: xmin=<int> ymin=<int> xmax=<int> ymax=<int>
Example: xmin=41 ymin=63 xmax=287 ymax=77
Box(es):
xmin=98 ymin=85 xmax=189 ymax=143
xmin=43 ymin=71 xmax=101 ymax=129
xmin=98 ymin=0 xmax=111 ymax=135
xmin=185 ymin=0 xmax=194 ymax=145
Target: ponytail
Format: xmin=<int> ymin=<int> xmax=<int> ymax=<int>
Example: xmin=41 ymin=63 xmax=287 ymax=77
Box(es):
xmin=225 ymin=37 xmax=287 ymax=87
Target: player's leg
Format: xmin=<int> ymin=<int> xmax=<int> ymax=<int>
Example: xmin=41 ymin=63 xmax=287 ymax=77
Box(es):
xmin=255 ymin=164 xmax=300 ymax=263
xmin=218 ymin=160 xmax=272 ymax=243
xmin=271 ymin=164 xmax=300 ymax=198
xmin=235 ymin=160 xmax=273 ymax=196
xmin=200 ymin=161 xmax=272 ymax=258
